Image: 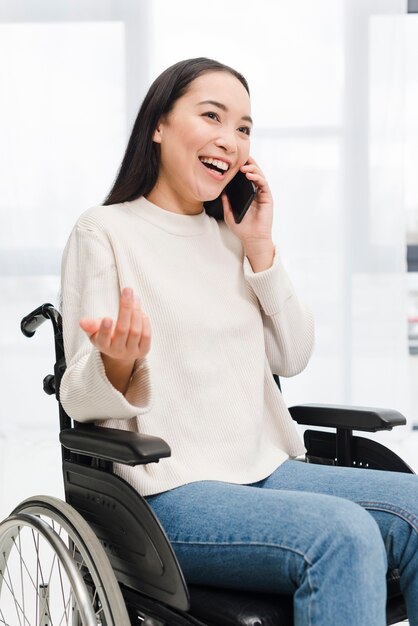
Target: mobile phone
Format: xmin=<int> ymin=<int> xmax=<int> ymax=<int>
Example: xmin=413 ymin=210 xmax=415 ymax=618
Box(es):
xmin=204 ymin=170 xmax=257 ymax=223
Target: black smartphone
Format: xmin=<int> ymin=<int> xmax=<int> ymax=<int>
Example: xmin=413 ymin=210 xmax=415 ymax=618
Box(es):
xmin=204 ymin=170 xmax=257 ymax=223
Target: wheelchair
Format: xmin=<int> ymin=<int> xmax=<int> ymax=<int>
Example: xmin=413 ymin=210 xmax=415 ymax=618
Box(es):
xmin=0 ymin=303 xmax=413 ymax=625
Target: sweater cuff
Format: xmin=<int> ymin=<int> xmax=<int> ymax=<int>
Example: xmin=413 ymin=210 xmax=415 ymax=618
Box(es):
xmin=243 ymin=248 xmax=294 ymax=316
xmin=60 ymin=348 xmax=153 ymax=422
xmin=125 ymin=357 xmax=153 ymax=409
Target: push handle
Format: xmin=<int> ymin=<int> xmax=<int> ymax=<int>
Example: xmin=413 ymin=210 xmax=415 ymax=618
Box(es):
xmin=21 ymin=303 xmax=56 ymax=337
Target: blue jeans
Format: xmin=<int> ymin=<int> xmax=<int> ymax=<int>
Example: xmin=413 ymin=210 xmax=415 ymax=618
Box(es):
xmin=146 ymin=460 xmax=418 ymax=626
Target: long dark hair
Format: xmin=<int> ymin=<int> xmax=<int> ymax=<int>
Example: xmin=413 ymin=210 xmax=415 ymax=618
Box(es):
xmin=103 ymin=57 xmax=249 ymax=206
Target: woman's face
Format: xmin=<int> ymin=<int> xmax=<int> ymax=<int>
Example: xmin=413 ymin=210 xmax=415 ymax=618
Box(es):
xmin=149 ymin=71 xmax=252 ymax=214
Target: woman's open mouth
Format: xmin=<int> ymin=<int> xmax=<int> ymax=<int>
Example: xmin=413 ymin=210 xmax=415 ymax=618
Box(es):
xmin=199 ymin=156 xmax=230 ymax=180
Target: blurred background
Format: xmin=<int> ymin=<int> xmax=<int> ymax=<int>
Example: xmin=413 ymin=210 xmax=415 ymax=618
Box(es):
xmin=0 ymin=0 xmax=417 ymax=520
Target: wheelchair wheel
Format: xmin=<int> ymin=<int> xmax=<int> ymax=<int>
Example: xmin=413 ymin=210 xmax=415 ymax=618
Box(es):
xmin=0 ymin=495 xmax=130 ymax=626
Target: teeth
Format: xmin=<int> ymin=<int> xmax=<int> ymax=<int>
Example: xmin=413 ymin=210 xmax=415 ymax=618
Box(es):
xmin=200 ymin=157 xmax=229 ymax=172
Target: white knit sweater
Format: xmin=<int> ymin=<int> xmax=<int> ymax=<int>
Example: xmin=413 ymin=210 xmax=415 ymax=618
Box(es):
xmin=60 ymin=197 xmax=314 ymax=496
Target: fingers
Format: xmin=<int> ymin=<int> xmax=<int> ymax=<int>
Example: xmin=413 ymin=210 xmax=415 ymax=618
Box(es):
xmin=79 ymin=317 xmax=103 ymax=335
xmin=112 ymin=287 xmax=136 ymax=353
xmin=118 ymin=289 xmax=151 ymax=359
xmin=240 ymin=161 xmax=266 ymax=188
xmin=79 ymin=287 xmax=151 ymax=361
xmin=241 ymin=155 xmax=260 ymax=170
xmin=82 ymin=316 xmax=114 ymax=351
xmin=125 ymin=295 xmax=144 ymax=353
xmin=240 ymin=159 xmax=272 ymax=203
xmin=95 ymin=317 xmax=114 ymax=350
xmin=137 ymin=313 xmax=151 ymax=359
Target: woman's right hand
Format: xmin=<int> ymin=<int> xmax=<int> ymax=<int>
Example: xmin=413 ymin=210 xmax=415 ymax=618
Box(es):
xmin=79 ymin=287 xmax=151 ymax=393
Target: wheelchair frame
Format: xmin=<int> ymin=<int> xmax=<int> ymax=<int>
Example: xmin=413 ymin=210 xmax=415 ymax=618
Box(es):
xmin=0 ymin=303 xmax=413 ymax=625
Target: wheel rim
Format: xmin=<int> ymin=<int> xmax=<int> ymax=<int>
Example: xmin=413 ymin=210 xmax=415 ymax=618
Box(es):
xmin=7 ymin=496 xmax=129 ymax=626
xmin=0 ymin=513 xmax=98 ymax=626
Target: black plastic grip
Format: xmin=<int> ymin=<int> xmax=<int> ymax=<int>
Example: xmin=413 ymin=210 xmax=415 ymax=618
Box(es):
xmin=21 ymin=303 xmax=55 ymax=337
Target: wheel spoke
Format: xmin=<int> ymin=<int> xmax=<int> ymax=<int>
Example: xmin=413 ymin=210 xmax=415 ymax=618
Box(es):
xmin=0 ymin=498 xmax=129 ymax=626
xmin=11 ymin=526 xmax=62 ymax=626
xmin=45 ymin=555 xmax=58 ymax=620
xmin=70 ymin=538 xmax=86 ymax=573
xmin=0 ymin=606 xmax=13 ymax=626
xmin=32 ymin=528 xmax=47 ymax=588
xmin=3 ymin=553 xmax=24 ymax=626
xmin=57 ymin=592 xmax=72 ymax=626
xmin=2 ymin=527 xmax=84 ymax=626
xmin=2 ymin=531 xmax=72 ymax=626
xmin=32 ymin=528 xmax=56 ymax=626
xmin=0 ymin=588 xmax=18 ymax=625
xmin=11 ymin=533 xmax=39 ymax=594
xmin=56 ymin=553 xmax=70 ymax=624
xmin=18 ymin=531 xmax=25 ymax=621
xmin=0 ymin=573 xmax=30 ymax=626
xmin=35 ymin=531 xmax=39 ymax=626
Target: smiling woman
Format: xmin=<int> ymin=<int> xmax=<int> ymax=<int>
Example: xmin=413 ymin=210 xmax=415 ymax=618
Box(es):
xmin=102 ymin=58 xmax=251 ymax=205
xmin=148 ymin=72 xmax=252 ymax=213
xmin=59 ymin=57 xmax=418 ymax=626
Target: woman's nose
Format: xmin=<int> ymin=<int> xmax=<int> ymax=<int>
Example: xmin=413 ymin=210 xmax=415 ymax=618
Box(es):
xmin=214 ymin=129 xmax=237 ymax=154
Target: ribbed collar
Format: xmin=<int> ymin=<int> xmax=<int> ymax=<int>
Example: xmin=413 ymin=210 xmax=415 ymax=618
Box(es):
xmin=127 ymin=196 xmax=211 ymax=236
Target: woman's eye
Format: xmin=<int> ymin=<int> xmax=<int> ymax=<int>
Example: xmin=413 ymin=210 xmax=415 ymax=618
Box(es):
xmin=238 ymin=126 xmax=251 ymax=136
xmin=203 ymin=111 xmax=220 ymax=122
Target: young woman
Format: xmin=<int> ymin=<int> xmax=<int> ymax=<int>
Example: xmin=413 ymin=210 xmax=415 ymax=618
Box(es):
xmin=60 ymin=57 xmax=418 ymax=626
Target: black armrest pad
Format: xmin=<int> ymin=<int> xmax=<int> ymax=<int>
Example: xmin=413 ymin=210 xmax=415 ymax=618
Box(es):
xmin=289 ymin=404 xmax=407 ymax=432
xmin=59 ymin=425 xmax=171 ymax=466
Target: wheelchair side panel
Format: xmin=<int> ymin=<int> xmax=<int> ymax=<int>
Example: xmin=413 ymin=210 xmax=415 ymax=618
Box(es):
xmin=62 ymin=460 xmax=190 ymax=611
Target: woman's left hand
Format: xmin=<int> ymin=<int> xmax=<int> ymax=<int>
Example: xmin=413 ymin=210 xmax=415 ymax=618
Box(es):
xmin=222 ymin=156 xmax=275 ymax=272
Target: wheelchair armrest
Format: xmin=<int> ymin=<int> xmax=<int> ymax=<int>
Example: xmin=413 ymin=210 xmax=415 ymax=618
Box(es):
xmin=289 ymin=404 xmax=407 ymax=432
xmin=59 ymin=425 xmax=171 ymax=466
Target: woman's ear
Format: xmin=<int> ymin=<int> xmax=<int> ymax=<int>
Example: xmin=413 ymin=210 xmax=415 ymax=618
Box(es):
xmin=152 ymin=122 xmax=163 ymax=144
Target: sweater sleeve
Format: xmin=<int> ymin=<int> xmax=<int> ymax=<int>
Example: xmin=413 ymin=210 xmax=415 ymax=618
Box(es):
xmin=59 ymin=218 xmax=153 ymax=422
xmin=243 ymin=248 xmax=314 ymax=377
